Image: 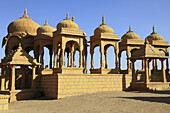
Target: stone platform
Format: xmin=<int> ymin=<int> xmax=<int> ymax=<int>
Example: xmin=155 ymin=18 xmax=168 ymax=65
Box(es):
xmin=130 ymin=82 xmax=170 ymax=91
xmin=0 ymin=95 xmax=9 ymax=110
xmin=0 ymin=89 xmax=41 ymax=102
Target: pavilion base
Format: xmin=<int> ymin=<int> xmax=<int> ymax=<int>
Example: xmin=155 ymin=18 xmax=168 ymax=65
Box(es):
xmin=130 ymin=82 xmax=170 ymax=91
xmin=52 ymin=67 xmax=84 ymax=74
xmin=90 ymin=68 xmax=119 ymax=74
xmin=0 ymin=89 xmax=42 ymax=102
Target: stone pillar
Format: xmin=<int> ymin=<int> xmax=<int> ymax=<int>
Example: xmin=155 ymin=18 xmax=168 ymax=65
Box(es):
xmin=91 ymin=51 xmax=94 ymax=69
xmin=155 ymin=59 xmax=158 ymax=70
xmin=127 ymin=50 xmax=130 ymax=71
xmin=161 ymin=59 xmax=167 ymax=82
xmin=142 ymin=59 xmax=145 ymax=70
xmin=1 ymin=66 xmax=5 ymax=90
xmin=21 ymin=66 xmax=26 ymax=89
xmin=67 ymin=52 xmax=70 ymax=67
xmin=40 ymin=46 xmax=44 ymax=69
xmin=152 ymin=59 xmax=155 ymax=70
xmin=53 ymin=51 xmax=57 ymax=68
xmin=145 ymin=59 xmax=149 ymax=83
xmin=100 ymin=47 xmax=104 ymax=69
xmin=11 ymin=65 xmax=16 ymax=91
xmin=79 ymin=50 xmax=83 ymax=68
xmin=118 ymin=54 xmax=121 ymax=70
xmin=61 ymin=49 xmax=65 ymax=68
xmin=49 ymin=50 xmax=53 ymax=69
xmin=131 ymin=60 xmax=136 ymax=82
xmin=148 ymin=60 xmax=151 ymax=80
xmin=104 ymin=51 xmax=108 ymax=68
xmin=57 ymin=50 xmax=60 ymax=68
xmin=115 ymin=50 xmax=119 ymax=69
xmin=166 ymin=52 xmax=169 ymax=72
xmin=31 ymin=66 xmax=37 ymax=89
xmin=85 ymin=53 xmax=87 ymax=73
xmin=71 ymin=51 xmax=74 ymax=67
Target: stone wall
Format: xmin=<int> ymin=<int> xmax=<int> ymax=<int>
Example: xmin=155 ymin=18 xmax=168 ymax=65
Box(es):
xmin=41 ymin=74 xmax=132 ymax=99
xmin=0 ymin=95 xmax=9 ymax=110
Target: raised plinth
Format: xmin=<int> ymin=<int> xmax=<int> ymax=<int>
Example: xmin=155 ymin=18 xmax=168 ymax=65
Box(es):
xmin=90 ymin=68 xmax=119 ymax=74
xmin=0 ymin=89 xmax=41 ymax=102
xmin=130 ymin=82 xmax=170 ymax=91
xmin=0 ymin=95 xmax=9 ymax=110
xmin=53 ymin=67 xmax=84 ymax=74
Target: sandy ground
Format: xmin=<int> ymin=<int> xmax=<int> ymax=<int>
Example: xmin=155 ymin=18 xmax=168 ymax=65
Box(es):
xmin=2 ymin=91 xmax=170 ymax=113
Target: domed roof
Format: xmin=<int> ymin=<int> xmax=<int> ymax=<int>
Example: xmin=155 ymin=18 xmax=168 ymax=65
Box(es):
xmin=94 ymin=16 xmax=114 ymax=35
xmin=57 ymin=13 xmax=79 ymax=30
xmin=145 ymin=26 xmax=164 ymax=42
xmin=7 ymin=9 xmax=40 ymax=36
xmin=37 ymin=19 xmax=56 ymax=35
xmin=121 ymin=26 xmax=140 ymax=40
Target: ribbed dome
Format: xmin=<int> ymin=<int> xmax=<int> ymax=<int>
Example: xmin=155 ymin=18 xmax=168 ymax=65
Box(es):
xmin=7 ymin=9 xmax=40 ymax=36
xmin=121 ymin=26 xmax=140 ymax=40
xmin=37 ymin=20 xmax=56 ymax=35
xmin=145 ymin=26 xmax=164 ymax=42
xmin=94 ymin=16 xmax=114 ymax=35
xmin=57 ymin=13 xmax=79 ymax=30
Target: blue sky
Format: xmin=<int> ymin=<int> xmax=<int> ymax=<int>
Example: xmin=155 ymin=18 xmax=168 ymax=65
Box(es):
xmin=0 ymin=0 xmax=170 ymax=71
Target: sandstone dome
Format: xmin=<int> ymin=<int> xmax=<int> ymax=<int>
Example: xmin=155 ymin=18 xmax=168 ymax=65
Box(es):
xmin=121 ymin=26 xmax=140 ymax=40
xmin=57 ymin=13 xmax=79 ymax=30
xmin=145 ymin=26 xmax=164 ymax=42
xmin=7 ymin=9 xmax=40 ymax=36
xmin=37 ymin=20 xmax=56 ymax=35
xmin=94 ymin=16 xmax=114 ymax=35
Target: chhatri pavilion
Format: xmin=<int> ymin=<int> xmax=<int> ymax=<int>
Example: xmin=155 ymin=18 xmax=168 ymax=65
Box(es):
xmin=0 ymin=9 xmax=170 ymax=102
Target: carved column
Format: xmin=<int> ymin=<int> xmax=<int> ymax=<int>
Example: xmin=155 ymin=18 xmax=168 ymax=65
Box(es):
xmin=71 ymin=50 xmax=74 ymax=67
xmin=61 ymin=49 xmax=65 ymax=68
xmin=166 ymin=52 xmax=169 ymax=72
xmin=79 ymin=50 xmax=83 ymax=68
xmin=1 ymin=66 xmax=5 ymax=90
xmin=155 ymin=59 xmax=158 ymax=70
xmin=31 ymin=66 xmax=37 ymax=89
xmin=161 ymin=59 xmax=167 ymax=82
xmin=127 ymin=50 xmax=130 ymax=71
xmin=91 ymin=51 xmax=94 ymax=69
xmin=145 ymin=59 xmax=149 ymax=83
xmin=49 ymin=50 xmax=53 ymax=69
xmin=53 ymin=50 xmax=57 ymax=68
xmin=67 ymin=52 xmax=70 ymax=67
xmin=152 ymin=59 xmax=155 ymax=70
xmin=85 ymin=52 xmax=87 ymax=73
xmin=104 ymin=50 xmax=108 ymax=68
xmin=11 ymin=65 xmax=16 ymax=91
xmin=100 ymin=46 xmax=104 ymax=69
xmin=148 ymin=60 xmax=151 ymax=80
xmin=21 ymin=66 xmax=26 ymax=89
xmin=40 ymin=46 xmax=44 ymax=69
xmin=118 ymin=54 xmax=121 ymax=70
xmin=115 ymin=50 xmax=119 ymax=69
xmin=142 ymin=59 xmax=145 ymax=70
xmin=131 ymin=60 xmax=136 ymax=82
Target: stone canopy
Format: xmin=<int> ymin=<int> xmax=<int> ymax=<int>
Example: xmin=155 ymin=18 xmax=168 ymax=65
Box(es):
xmin=130 ymin=42 xmax=169 ymax=59
xmin=0 ymin=44 xmax=40 ymax=66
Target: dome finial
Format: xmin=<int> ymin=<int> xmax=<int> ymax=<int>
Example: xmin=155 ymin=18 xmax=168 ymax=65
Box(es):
xmin=18 ymin=43 xmax=22 ymax=49
xmin=129 ymin=26 xmax=131 ymax=31
xmin=102 ymin=15 xmax=105 ymax=24
xmin=22 ymin=8 xmax=29 ymax=18
xmin=25 ymin=8 xmax=27 ymax=15
xmin=153 ymin=26 xmax=155 ymax=33
xmin=72 ymin=16 xmax=75 ymax=22
xmin=66 ymin=12 xmax=69 ymax=19
xmin=45 ymin=19 xmax=48 ymax=25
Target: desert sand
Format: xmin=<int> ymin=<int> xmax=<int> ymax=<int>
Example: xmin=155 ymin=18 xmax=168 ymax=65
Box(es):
xmin=2 ymin=91 xmax=170 ymax=113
